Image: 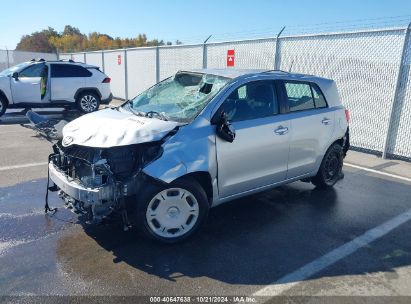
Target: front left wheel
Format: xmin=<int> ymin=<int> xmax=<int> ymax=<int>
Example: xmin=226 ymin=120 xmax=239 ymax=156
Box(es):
xmin=77 ymin=91 xmax=100 ymax=114
xmin=136 ymin=178 xmax=209 ymax=243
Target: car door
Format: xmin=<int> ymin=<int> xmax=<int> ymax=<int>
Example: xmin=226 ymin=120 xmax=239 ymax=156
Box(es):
xmin=50 ymin=64 xmax=88 ymax=102
xmin=11 ymin=63 xmax=46 ymax=104
xmin=279 ymin=81 xmax=335 ymax=178
xmin=215 ymin=80 xmax=290 ymax=198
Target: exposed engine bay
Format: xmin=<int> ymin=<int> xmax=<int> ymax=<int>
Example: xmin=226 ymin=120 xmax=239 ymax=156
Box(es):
xmin=49 ymin=140 xmax=164 ymax=228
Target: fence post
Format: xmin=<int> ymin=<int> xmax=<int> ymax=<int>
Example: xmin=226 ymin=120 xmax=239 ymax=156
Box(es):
xmin=6 ymin=49 xmax=10 ymax=68
xmin=202 ymin=35 xmax=212 ymax=69
xmin=274 ymin=26 xmax=285 ymax=70
xmin=101 ymin=51 xmax=105 ymax=73
xmin=124 ymin=49 xmax=129 ymax=100
xmin=155 ymin=45 xmax=160 ymax=83
xmin=83 ymin=52 xmax=87 ymax=63
xmin=56 ymin=50 xmax=60 ymax=61
xmin=382 ymin=22 xmax=411 ymax=159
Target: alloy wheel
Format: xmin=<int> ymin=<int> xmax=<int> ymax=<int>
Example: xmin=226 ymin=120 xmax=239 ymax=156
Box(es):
xmin=80 ymin=95 xmax=98 ymax=112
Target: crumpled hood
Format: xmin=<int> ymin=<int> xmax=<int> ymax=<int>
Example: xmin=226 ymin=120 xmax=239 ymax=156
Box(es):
xmin=62 ymin=108 xmax=179 ymax=148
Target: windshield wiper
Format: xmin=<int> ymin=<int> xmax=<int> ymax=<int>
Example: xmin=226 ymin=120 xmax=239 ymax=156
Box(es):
xmin=145 ymin=111 xmax=169 ymax=121
xmin=125 ymin=102 xmax=146 ymax=117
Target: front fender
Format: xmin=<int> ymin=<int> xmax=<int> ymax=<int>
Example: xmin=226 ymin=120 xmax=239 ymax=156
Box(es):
xmin=0 ymin=77 xmax=12 ymax=104
xmin=142 ymin=119 xmax=217 ymax=184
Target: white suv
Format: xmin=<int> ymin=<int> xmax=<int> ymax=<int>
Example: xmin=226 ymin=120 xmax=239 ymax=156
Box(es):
xmin=0 ymin=59 xmax=112 ymax=116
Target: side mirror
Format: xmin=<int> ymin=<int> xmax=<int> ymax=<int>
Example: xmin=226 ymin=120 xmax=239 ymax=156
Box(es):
xmin=216 ymin=112 xmax=235 ymax=143
xmin=12 ymin=72 xmax=19 ymax=80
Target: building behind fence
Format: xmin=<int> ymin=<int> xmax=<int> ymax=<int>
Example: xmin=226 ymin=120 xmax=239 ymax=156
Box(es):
xmin=1 ymin=26 xmax=411 ymax=160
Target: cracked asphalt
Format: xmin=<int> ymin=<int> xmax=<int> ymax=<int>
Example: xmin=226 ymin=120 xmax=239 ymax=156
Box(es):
xmin=0 ymin=108 xmax=411 ymax=304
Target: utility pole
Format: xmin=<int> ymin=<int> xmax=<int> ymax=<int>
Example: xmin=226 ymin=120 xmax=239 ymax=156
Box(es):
xmin=202 ymin=35 xmax=212 ymax=69
xmin=274 ymin=26 xmax=285 ymax=70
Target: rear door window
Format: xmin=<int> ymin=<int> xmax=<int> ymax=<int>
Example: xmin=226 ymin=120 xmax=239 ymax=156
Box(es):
xmin=283 ymin=81 xmax=328 ymax=112
xmin=284 ymin=82 xmax=315 ymax=112
xmin=51 ymin=64 xmax=92 ymax=78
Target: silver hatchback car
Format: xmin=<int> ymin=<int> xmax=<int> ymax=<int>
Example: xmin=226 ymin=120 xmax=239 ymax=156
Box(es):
xmin=48 ymin=69 xmax=350 ymax=243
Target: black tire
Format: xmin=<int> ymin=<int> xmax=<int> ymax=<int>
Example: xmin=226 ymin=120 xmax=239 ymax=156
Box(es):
xmin=76 ymin=91 xmax=100 ymax=114
xmin=0 ymin=95 xmax=7 ymax=117
xmin=312 ymin=143 xmax=344 ymax=189
xmin=135 ymin=177 xmax=209 ymax=243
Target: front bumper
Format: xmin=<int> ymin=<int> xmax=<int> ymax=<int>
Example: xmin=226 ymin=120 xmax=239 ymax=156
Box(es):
xmin=49 ymin=162 xmax=115 ymax=205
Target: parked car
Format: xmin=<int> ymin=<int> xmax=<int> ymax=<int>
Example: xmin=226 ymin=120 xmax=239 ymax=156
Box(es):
xmin=0 ymin=59 xmax=112 ymax=116
xmin=48 ymin=69 xmax=350 ymax=243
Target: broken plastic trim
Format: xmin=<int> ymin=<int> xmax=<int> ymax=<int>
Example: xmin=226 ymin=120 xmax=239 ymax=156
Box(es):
xmin=45 ymin=154 xmax=58 ymax=214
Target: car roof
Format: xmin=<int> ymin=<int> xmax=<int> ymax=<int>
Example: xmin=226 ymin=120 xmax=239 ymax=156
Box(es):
xmin=186 ymin=68 xmax=331 ymax=83
xmin=25 ymin=60 xmax=98 ymax=69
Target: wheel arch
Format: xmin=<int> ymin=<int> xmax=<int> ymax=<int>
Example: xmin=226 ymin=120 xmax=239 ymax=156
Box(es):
xmin=174 ymin=171 xmax=213 ymax=206
xmin=313 ymin=135 xmax=347 ymax=177
xmin=0 ymin=90 xmax=9 ymax=106
xmin=74 ymin=87 xmax=102 ymax=101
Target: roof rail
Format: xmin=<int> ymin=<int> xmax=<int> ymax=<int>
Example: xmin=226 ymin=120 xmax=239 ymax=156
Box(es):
xmin=30 ymin=58 xmax=46 ymax=62
xmin=59 ymin=59 xmax=75 ymax=63
xmin=263 ymin=69 xmax=290 ymax=74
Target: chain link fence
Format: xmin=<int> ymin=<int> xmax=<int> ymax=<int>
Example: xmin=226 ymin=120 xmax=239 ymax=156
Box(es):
xmin=4 ymin=26 xmax=411 ymax=160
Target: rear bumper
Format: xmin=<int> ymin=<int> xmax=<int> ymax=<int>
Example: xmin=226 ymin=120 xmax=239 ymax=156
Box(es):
xmin=343 ymin=128 xmax=350 ymax=157
xmin=101 ymin=93 xmax=113 ymax=105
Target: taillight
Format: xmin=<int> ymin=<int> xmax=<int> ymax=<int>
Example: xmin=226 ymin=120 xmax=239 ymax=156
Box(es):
xmin=102 ymin=77 xmax=111 ymax=83
xmin=345 ymin=109 xmax=350 ymax=124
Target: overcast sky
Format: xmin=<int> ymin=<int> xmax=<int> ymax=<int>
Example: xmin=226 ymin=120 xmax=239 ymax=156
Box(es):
xmin=1 ymin=0 xmax=411 ymax=49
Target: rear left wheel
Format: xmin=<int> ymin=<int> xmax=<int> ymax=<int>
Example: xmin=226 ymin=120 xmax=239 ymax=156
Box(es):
xmin=77 ymin=92 xmax=100 ymax=113
xmin=312 ymin=143 xmax=344 ymax=189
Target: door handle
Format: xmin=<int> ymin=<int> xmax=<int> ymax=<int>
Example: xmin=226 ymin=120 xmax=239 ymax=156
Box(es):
xmin=322 ymin=118 xmax=331 ymax=125
xmin=274 ymin=126 xmax=289 ymax=135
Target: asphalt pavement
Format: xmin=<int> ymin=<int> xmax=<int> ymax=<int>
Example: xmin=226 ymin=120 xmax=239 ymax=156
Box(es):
xmin=0 ymin=107 xmax=411 ymax=304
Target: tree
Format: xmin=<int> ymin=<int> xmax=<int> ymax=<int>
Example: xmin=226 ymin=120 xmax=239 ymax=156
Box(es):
xmin=62 ymin=25 xmax=82 ymax=36
xmin=15 ymin=26 xmax=181 ymax=52
xmin=16 ymin=27 xmax=59 ymax=53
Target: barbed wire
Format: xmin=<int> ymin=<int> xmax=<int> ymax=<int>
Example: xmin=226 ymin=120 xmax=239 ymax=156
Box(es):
xmin=167 ymin=14 xmax=411 ymax=44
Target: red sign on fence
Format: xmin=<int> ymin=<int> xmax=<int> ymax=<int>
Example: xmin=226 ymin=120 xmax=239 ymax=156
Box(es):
xmin=227 ymin=49 xmax=235 ymax=67
xmin=117 ymin=54 xmax=122 ymax=65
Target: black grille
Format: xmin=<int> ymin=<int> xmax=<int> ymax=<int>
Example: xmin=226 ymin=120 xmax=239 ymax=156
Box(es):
xmin=63 ymin=145 xmax=101 ymax=163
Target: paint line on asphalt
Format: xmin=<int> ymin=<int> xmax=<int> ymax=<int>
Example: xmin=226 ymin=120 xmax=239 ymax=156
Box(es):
xmin=0 ymin=230 xmax=62 ymax=257
xmin=253 ymin=207 xmax=411 ymax=297
xmin=345 ymin=162 xmax=411 ymax=183
xmin=0 ymin=162 xmax=48 ymax=171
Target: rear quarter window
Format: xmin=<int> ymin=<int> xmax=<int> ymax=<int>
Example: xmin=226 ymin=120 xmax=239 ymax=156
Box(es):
xmin=311 ymin=84 xmax=328 ymax=108
xmin=51 ymin=64 xmax=92 ymax=78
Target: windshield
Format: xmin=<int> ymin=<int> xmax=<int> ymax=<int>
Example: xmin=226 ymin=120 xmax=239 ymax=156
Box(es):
xmin=125 ymin=72 xmax=230 ymax=123
xmin=0 ymin=62 xmax=32 ymax=76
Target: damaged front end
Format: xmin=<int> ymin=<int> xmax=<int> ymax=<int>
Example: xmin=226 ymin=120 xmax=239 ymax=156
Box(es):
xmin=48 ymin=140 xmax=163 ymax=228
